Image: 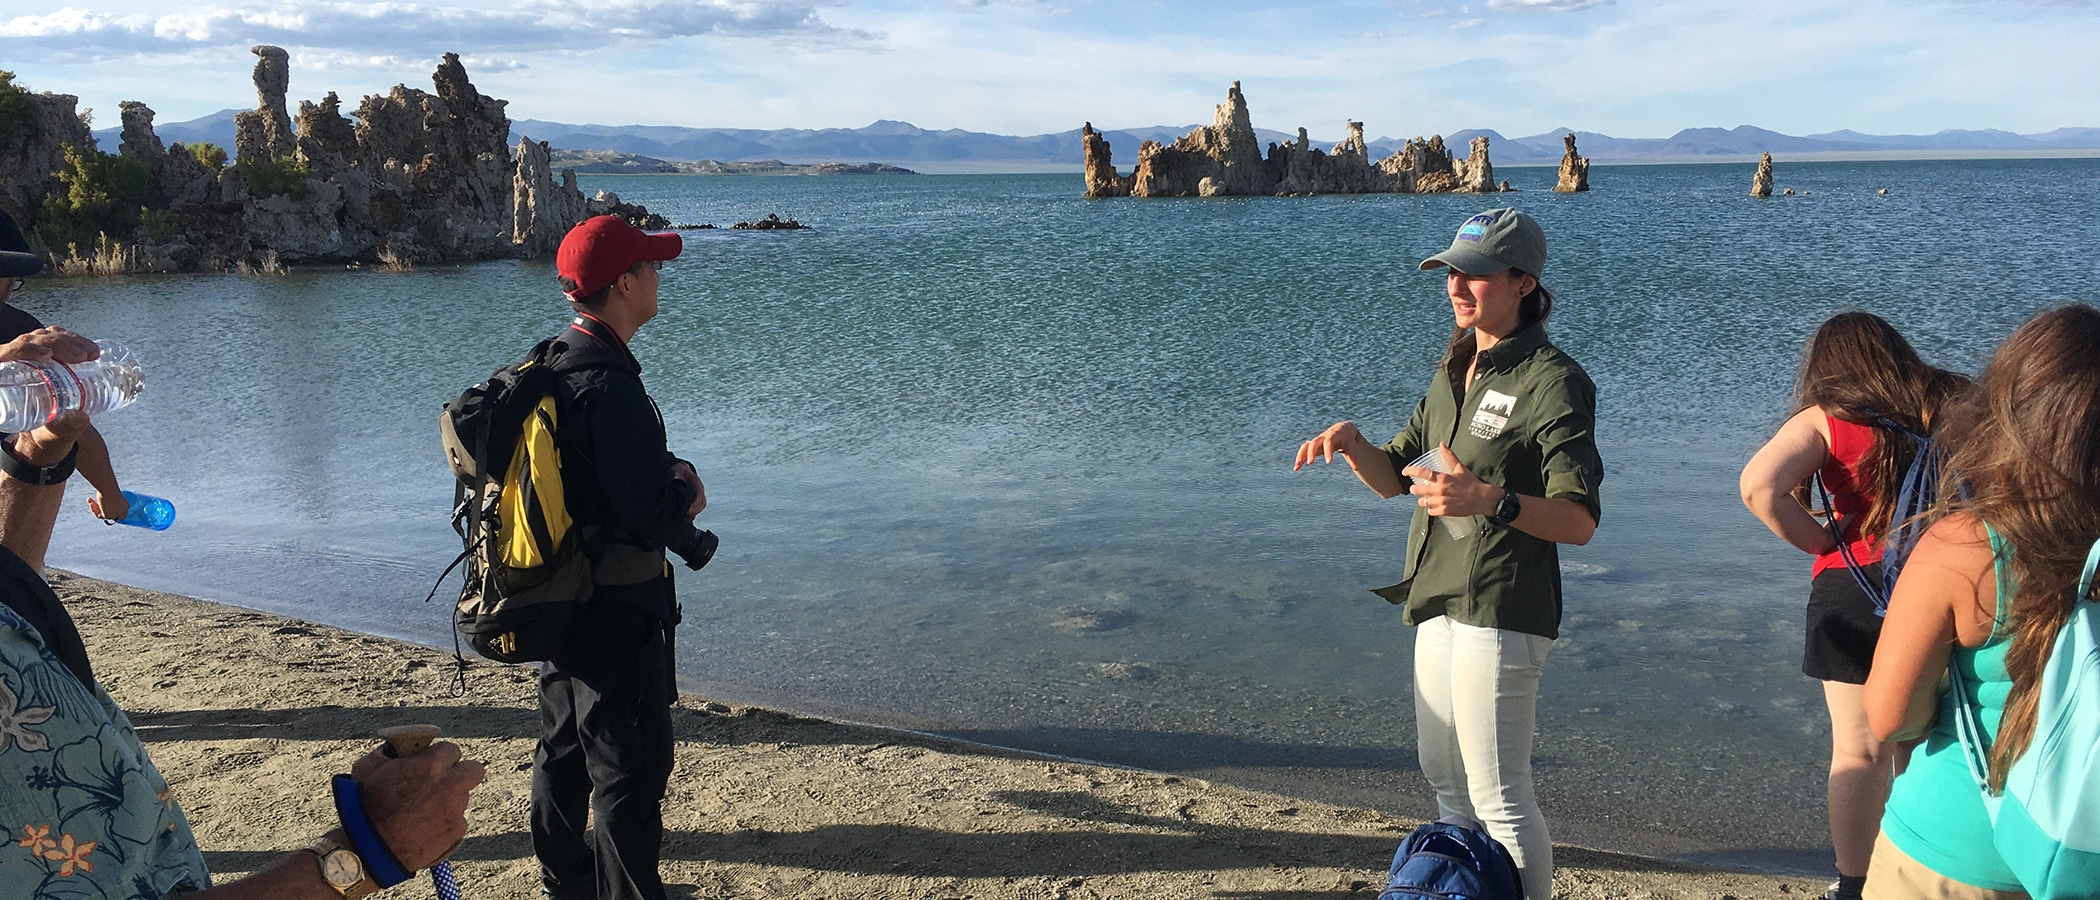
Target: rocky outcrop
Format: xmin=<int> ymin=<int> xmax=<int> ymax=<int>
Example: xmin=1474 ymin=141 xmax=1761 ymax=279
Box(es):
xmin=1271 ymin=122 xmax=1392 ymax=195
xmin=335 ymin=53 xmax=520 ymax=262
xmin=587 ymin=194 xmax=668 ymax=231
xmin=1385 ymin=135 xmax=1463 ymax=194
xmin=1455 ymin=135 xmax=1495 ymax=193
xmin=513 ymin=137 xmax=588 ymax=256
xmin=2 ymin=51 xmax=658 ymax=272
xmin=117 ymin=101 xmax=164 ymax=161
xmin=98 ymin=100 xmax=222 ymax=269
xmin=732 ymin=213 xmax=808 ymax=230
xmin=1129 ymin=82 xmax=1270 ymax=197
xmin=233 ymin=46 xmax=297 ymax=163
xmin=294 ymin=92 xmax=360 ymax=178
xmin=1085 ymin=83 xmax=1497 ymax=198
xmin=0 ymin=91 xmax=95 ymax=227
xmin=116 ymin=101 xmax=220 ymax=212
xmin=1081 ymin=123 xmax=1134 ymax=198
xmin=1751 ymin=152 xmax=1774 ymax=198
xmin=1554 ymin=133 xmax=1590 ymax=192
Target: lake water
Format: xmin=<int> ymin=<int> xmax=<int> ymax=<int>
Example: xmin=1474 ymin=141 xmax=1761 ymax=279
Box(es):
xmin=24 ymin=158 xmax=2100 ymax=873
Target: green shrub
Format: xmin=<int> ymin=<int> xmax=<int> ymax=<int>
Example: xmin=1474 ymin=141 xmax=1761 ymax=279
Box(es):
xmin=186 ymin=142 xmax=227 ymax=172
xmin=235 ymin=153 xmax=311 ymax=200
xmin=0 ymin=71 xmax=35 ymax=155
xmin=139 ymin=207 xmax=179 ymax=241
xmin=33 ymin=143 xmax=161 ymax=253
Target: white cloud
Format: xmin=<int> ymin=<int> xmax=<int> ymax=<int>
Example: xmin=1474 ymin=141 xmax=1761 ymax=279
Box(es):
xmin=6 ymin=0 xmax=2098 ymax=141
xmin=0 ymin=0 xmax=860 ymax=63
xmin=291 ymin=49 xmax=530 ymax=73
xmin=529 ymin=0 xmax=870 ymax=42
xmin=3 ymin=7 xmax=139 ymax=37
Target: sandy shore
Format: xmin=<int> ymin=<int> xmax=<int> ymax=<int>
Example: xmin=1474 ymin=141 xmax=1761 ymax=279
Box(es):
xmin=54 ymin=570 xmax=1827 ymax=899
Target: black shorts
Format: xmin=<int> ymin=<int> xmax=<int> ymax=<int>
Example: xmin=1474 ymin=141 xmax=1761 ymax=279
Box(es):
xmin=1803 ymin=564 xmax=1886 ymax=684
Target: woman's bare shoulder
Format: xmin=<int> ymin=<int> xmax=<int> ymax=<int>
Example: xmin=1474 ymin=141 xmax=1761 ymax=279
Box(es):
xmin=1803 ymin=404 xmax=1835 ymax=441
xmin=1910 ymin=512 xmax=1999 ymax=645
xmin=1918 ymin=511 xmax=1990 ymax=555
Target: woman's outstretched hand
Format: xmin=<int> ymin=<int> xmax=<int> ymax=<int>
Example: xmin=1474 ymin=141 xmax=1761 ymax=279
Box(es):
xmin=1400 ymin=443 xmax=1502 ymax=517
xmin=1294 ymin=420 xmax=1370 ymax=471
xmin=1295 ymin=421 xmax=1408 ymax=499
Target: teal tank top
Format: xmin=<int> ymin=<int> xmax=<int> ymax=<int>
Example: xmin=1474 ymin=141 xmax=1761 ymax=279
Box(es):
xmin=1878 ymin=524 xmax=2021 ymax=890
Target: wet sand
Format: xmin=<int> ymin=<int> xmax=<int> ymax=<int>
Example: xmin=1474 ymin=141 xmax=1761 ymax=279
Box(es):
xmin=60 ymin=570 xmax=1828 ymax=899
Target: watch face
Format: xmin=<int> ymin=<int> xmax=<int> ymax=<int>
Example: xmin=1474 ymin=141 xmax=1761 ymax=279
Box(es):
xmin=321 ymin=848 xmax=363 ymax=888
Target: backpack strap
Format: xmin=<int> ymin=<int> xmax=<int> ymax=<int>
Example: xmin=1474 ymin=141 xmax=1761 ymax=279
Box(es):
xmin=1876 ymin=432 xmax=1947 ymax=616
xmin=2080 ymin=536 xmax=2100 ymax=604
xmin=1815 ymin=473 xmax=1889 ymax=609
xmin=525 ymin=339 xmax=639 ymax=571
xmin=1824 ymin=410 xmax=1943 ymax=618
xmin=1863 ymin=410 xmax=1927 ymax=442
xmin=539 ymin=334 xmax=623 ymax=378
xmin=1949 ymin=523 xmax=2020 ymax=795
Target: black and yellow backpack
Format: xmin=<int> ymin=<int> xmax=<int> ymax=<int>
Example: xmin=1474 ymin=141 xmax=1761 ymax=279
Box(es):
xmin=433 ymin=340 xmax=597 ymax=664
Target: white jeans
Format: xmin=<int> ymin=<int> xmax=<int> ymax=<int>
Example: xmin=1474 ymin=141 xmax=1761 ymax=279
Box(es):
xmin=1414 ymin=615 xmax=1555 ymax=900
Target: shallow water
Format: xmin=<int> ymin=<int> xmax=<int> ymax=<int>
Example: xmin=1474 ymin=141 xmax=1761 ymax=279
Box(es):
xmin=28 ymin=158 xmax=2100 ymax=872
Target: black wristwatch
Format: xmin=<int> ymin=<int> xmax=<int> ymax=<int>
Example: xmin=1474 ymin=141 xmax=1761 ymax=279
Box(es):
xmin=0 ymin=437 xmax=77 ymax=486
xmin=1487 ymin=490 xmax=1521 ymax=527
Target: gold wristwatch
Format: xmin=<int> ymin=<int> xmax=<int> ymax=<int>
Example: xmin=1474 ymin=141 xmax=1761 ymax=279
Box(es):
xmin=304 ymin=833 xmax=376 ymax=899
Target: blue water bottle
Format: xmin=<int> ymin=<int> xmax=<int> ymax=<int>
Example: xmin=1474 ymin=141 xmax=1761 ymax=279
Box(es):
xmin=111 ymin=491 xmax=176 ymax=530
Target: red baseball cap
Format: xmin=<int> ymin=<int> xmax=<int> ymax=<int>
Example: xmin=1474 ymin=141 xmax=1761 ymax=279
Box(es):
xmin=556 ymin=215 xmax=683 ymax=299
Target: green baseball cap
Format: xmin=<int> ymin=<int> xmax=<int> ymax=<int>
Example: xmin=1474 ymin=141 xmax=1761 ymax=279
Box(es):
xmin=1418 ymin=208 xmax=1546 ymax=277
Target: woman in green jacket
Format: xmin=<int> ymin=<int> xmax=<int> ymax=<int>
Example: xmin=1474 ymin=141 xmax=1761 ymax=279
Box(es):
xmin=1295 ymin=208 xmax=1602 ymax=900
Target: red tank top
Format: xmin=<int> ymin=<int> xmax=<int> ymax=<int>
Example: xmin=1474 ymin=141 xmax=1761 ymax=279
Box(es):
xmin=1812 ymin=414 xmax=1885 ymax=577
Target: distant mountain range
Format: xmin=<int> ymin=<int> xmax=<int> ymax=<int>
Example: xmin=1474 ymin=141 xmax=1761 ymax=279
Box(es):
xmin=547 ymin=149 xmax=916 ymax=176
xmin=96 ymin=111 xmax=2100 ymax=173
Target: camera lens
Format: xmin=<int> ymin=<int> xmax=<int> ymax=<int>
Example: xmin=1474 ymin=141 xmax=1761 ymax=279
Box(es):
xmin=681 ymin=530 xmax=719 ymax=571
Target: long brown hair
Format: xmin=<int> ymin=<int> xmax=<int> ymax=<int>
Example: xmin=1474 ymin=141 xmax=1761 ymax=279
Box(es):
xmin=1792 ymin=311 xmax=1968 ymax=540
xmin=1932 ymin=303 xmax=2100 ymax=789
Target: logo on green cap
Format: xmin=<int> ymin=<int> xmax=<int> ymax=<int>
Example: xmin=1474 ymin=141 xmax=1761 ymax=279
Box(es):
xmin=1456 ymin=214 xmax=1494 ymax=242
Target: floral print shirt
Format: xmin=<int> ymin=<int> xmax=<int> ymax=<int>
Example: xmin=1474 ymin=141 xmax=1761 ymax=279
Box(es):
xmin=0 ymin=602 xmax=208 ymax=898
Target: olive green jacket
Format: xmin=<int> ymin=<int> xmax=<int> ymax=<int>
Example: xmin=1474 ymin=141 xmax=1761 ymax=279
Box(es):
xmin=1376 ymin=322 xmax=1602 ymax=640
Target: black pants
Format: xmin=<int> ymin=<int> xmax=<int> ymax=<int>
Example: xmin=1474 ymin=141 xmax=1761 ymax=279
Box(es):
xmin=531 ymin=586 xmax=677 ymax=900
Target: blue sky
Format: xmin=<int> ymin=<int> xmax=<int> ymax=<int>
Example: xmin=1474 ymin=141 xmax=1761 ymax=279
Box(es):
xmin=4 ymin=0 xmax=2096 ymax=140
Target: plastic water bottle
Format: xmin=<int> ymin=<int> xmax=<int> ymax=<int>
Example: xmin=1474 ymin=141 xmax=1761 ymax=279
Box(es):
xmin=111 ymin=491 xmax=175 ymax=530
xmin=0 ymin=341 xmax=145 ymax=433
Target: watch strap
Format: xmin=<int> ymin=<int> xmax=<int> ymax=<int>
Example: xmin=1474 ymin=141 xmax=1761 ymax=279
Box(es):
xmin=331 ymin=774 xmax=413 ymax=888
xmin=0 ymin=437 xmax=76 ymax=486
xmin=1488 ymin=490 xmax=1521 ymax=527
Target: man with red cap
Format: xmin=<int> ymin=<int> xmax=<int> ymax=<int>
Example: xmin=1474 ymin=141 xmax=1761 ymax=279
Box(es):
xmin=534 ymin=215 xmax=715 ymax=900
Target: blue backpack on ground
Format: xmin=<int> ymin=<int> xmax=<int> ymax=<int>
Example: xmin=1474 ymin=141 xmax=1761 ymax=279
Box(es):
xmin=1820 ymin=414 xmax=1945 ymax=617
xmin=1379 ymin=815 xmax=1523 ymax=900
xmin=1949 ymin=534 xmax=2100 ymax=900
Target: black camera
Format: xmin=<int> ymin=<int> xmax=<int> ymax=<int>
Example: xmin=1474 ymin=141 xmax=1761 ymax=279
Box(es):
xmin=675 ymin=529 xmax=718 ymax=571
